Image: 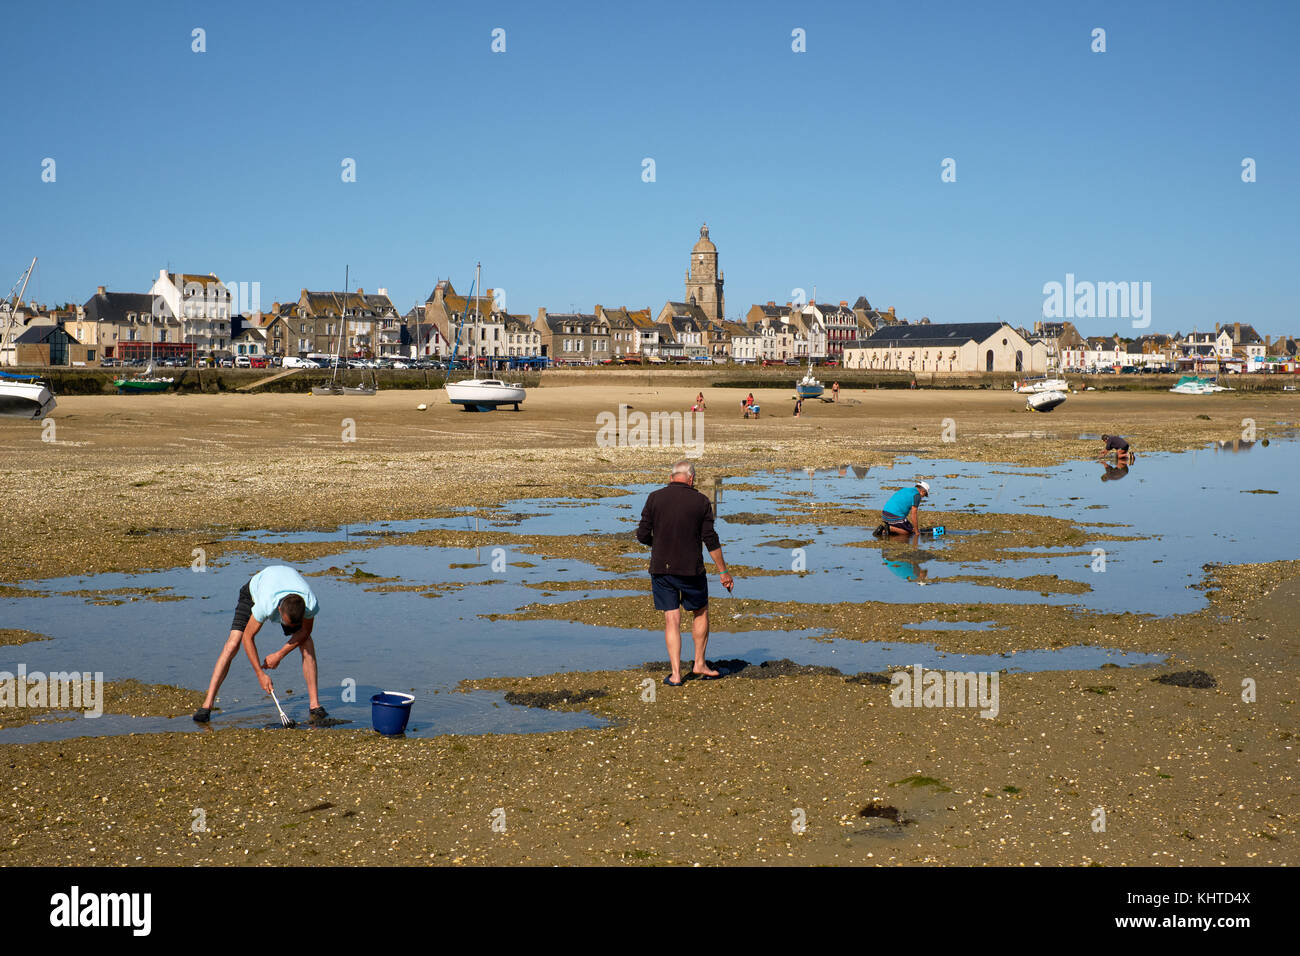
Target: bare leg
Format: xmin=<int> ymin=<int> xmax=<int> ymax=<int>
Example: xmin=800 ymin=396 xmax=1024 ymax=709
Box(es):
xmin=298 ymin=636 xmax=320 ymax=709
xmin=201 ymin=629 xmax=244 ymax=709
xmin=691 ymin=607 xmax=718 ymax=677
xmin=663 ymin=609 xmax=683 ymax=683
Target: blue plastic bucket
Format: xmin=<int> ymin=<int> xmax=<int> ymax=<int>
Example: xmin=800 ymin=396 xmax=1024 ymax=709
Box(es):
xmin=370 ymin=692 xmax=414 ymax=736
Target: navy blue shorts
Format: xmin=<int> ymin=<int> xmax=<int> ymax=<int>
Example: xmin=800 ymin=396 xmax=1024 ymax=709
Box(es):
xmin=652 ymin=573 xmax=709 ymax=612
xmin=882 ymin=513 xmax=914 ymax=534
xmin=230 ymin=581 xmax=295 ymax=636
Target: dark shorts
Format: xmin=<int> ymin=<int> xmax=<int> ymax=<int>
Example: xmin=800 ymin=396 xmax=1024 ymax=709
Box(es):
xmin=652 ymin=573 xmax=709 ymax=612
xmin=230 ymin=580 xmax=295 ymax=636
xmin=882 ymin=512 xmax=914 ymax=534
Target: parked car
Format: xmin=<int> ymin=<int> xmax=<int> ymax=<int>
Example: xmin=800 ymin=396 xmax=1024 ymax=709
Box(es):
xmin=281 ymin=356 xmax=316 ymax=368
xmin=234 ymin=356 xmax=251 ymax=368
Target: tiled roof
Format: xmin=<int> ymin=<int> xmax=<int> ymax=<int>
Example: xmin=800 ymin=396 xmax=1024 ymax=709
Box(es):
xmin=83 ymin=291 xmax=173 ymax=323
xmin=860 ymin=322 xmax=1006 ymax=348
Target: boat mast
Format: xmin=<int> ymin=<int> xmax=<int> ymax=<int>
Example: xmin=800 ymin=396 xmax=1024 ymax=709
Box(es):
xmin=474 ymin=261 xmax=481 ymax=377
xmin=1 ymin=257 xmax=37 ymax=366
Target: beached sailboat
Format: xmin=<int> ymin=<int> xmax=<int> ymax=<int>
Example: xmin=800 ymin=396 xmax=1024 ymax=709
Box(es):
xmin=313 ymin=267 xmax=377 ymax=397
xmin=795 ymin=356 xmax=824 ymax=398
xmin=1170 ymin=374 xmax=1233 ymax=395
xmin=0 ymin=258 xmax=58 ymax=417
xmin=444 ymin=263 xmax=526 ymax=412
xmin=1017 ymin=370 xmax=1068 ymax=394
xmin=113 ymin=298 xmax=174 ymax=393
xmin=0 ymin=371 xmax=56 ymax=418
xmin=1026 ymin=389 xmax=1067 ymax=412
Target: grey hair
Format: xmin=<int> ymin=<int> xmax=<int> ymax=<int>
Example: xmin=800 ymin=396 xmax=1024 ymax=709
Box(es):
xmin=671 ymin=460 xmax=695 ymax=478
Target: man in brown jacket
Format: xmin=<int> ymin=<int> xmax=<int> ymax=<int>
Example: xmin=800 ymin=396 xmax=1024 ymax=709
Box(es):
xmin=636 ymin=460 xmax=734 ymax=685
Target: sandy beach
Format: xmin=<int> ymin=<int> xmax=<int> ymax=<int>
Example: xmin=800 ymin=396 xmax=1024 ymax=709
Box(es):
xmin=1 ymin=384 xmax=1297 ymax=865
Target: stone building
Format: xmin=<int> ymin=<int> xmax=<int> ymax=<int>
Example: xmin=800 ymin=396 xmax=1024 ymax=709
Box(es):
xmin=843 ymin=322 xmax=1046 ymax=373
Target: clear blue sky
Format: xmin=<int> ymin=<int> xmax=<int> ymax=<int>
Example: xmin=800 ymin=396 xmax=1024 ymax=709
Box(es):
xmin=5 ymin=0 xmax=1297 ymax=336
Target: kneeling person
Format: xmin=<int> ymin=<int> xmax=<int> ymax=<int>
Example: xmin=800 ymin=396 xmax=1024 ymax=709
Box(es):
xmin=877 ymin=480 xmax=930 ymax=536
xmin=194 ymin=565 xmax=326 ymax=723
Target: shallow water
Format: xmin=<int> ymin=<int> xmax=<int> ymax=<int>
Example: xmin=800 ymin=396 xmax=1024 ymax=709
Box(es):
xmin=5 ymin=435 xmax=1296 ymax=743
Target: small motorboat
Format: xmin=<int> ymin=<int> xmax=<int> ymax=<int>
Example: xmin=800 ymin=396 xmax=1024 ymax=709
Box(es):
xmin=1027 ymin=389 xmax=1067 ymax=412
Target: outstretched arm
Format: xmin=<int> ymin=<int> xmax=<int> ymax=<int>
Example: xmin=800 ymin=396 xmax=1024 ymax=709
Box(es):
xmin=240 ymin=617 xmax=273 ymax=693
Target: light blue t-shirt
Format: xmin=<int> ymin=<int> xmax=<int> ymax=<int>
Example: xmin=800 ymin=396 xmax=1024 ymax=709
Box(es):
xmin=250 ymin=566 xmax=320 ymax=623
xmin=883 ymin=487 xmax=920 ymax=521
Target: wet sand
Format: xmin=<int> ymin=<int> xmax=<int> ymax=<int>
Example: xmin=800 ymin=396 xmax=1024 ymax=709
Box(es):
xmin=1 ymin=386 xmax=1290 ymax=582
xmin=1 ymin=386 xmax=1297 ymax=865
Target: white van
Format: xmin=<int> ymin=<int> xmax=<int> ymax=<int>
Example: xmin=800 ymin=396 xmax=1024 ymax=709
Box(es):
xmin=282 ymin=356 xmax=316 ymax=368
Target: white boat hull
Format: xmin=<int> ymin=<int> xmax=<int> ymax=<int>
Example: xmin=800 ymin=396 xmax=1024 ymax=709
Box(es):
xmin=1027 ymin=389 xmax=1067 ymax=412
xmin=0 ymin=380 xmax=56 ymax=419
xmin=445 ymin=379 xmax=526 ymax=411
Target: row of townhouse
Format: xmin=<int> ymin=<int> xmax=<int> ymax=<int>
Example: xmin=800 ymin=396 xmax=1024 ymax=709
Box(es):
xmin=1038 ymin=321 xmax=1289 ymax=371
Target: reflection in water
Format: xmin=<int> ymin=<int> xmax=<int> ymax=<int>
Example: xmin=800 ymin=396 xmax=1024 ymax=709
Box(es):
xmin=1101 ymin=461 xmax=1131 ymax=482
xmin=1215 ymin=440 xmax=1255 ymax=453
xmin=881 ymin=546 xmax=934 ymax=585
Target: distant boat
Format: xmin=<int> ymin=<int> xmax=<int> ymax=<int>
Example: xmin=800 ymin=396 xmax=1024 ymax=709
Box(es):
xmin=1017 ymin=372 xmax=1068 ymax=394
xmin=1026 ymin=389 xmax=1067 ymax=412
xmin=0 ymin=257 xmax=57 ymax=416
xmin=1170 ymin=375 xmax=1232 ymax=394
xmin=444 ymin=263 xmax=526 ymax=412
xmin=114 ymin=367 xmax=173 ymax=393
xmin=0 ymin=371 xmax=56 ymax=418
xmin=795 ymin=361 xmax=824 ymax=398
xmin=446 ymin=378 xmax=526 ymax=410
xmin=312 ymin=266 xmax=377 ymax=397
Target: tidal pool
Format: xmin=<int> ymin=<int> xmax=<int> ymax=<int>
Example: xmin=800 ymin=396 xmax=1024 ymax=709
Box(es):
xmin=4 ymin=436 xmax=1295 ymax=742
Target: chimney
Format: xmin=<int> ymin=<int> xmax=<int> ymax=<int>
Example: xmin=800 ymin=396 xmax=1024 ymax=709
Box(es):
xmin=767 ymin=300 xmax=775 ymax=306
xmin=356 ymin=288 xmax=364 ymax=296
xmin=377 ymin=287 xmax=387 ymax=296
xmin=1234 ymin=322 xmax=1241 ymax=343
xmin=97 ymin=285 xmax=106 ymax=296
xmin=1215 ymin=322 xmax=1220 ymax=334
xmin=839 ymin=300 xmax=848 ymax=307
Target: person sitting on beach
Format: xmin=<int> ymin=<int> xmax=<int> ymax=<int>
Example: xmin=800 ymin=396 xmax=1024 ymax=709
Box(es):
xmin=876 ymin=480 xmax=930 ymax=537
xmin=636 ymin=460 xmax=734 ymax=685
xmin=194 ymin=564 xmax=327 ymax=723
xmin=1099 ymin=434 xmax=1133 ymax=463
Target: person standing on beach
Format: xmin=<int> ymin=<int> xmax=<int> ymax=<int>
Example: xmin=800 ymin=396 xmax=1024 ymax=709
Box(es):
xmin=832 ymin=382 xmax=840 ymax=402
xmin=876 ymin=480 xmax=930 ymax=537
xmin=1099 ymin=434 xmax=1133 ymax=464
xmin=194 ymin=565 xmax=328 ymax=723
xmin=636 ymin=460 xmax=734 ymax=685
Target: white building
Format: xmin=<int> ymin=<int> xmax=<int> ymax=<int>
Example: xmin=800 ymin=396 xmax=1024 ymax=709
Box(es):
xmin=148 ymin=270 xmax=232 ymax=357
